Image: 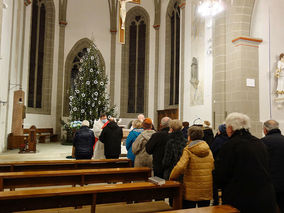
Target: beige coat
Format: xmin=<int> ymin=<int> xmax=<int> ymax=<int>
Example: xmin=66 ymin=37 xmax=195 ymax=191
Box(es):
xmin=132 ymin=130 xmax=155 ymax=168
xmin=169 ymin=140 xmax=214 ymax=201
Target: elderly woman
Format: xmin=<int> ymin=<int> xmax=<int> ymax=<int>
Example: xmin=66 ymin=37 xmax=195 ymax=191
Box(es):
xmin=125 ymin=119 xmax=143 ymax=165
xmin=169 ymin=126 xmax=214 ymax=209
xmin=162 ymin=119 xmax=187 ymax=180
xmin=214 ymin=112 xmax=277 ymax=213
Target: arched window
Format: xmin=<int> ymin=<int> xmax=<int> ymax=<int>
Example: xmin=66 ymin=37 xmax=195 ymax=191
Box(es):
xmin=165 ymin=0 xmax=180 ymax=107
xmin=120 ymin=7 xmax=150 ymax=117
xmin=63 ymin=38 xmax=105 ymax=116
xmin=27 ymin=0 xmax=55 ymax=114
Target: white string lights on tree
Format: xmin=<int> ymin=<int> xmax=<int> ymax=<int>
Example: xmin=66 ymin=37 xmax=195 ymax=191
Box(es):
xmin=198 ymin=0 xmax=224 ymax=17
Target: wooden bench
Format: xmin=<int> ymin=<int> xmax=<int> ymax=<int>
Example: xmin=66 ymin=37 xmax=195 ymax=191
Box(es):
xmin=0 ymin=167 xmax=151 ymax=191
xmin=156 ymin=205 xmax=240 ymax=213
xmin=23 ymin=128 xmax=57 ymax=143
xmin=0 ymin=159 xmax=132 ymax=172
xmin=0 ymin=181 xmax=182 ymax=213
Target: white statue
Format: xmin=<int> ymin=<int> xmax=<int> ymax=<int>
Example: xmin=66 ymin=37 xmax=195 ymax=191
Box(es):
xmin=276 ymin=53 xmax=284 ymax=97
xmin=120 ymin=0 xmax=132 ymax=30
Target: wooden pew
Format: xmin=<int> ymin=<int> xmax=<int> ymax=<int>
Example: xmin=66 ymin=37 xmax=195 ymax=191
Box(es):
xmin=156 ymin=205 xmax=240 ymax=213
xmin=0 ymin=181 xmax=182 ymax=213
xmin=0 ymin=159 xmax=132 ymax=172
xmin=23 ymin=128 xmax=58 ymax=143
xmin=0 ymin=167 xmax=151 ymax=191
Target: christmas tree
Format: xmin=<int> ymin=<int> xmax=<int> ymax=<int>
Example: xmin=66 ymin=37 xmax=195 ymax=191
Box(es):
xmin=69 ymin=42 xmax=116 ymax=126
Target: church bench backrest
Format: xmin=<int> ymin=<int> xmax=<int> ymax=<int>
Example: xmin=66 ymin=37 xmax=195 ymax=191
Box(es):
xmin=156 ymin=205 xmax=240 ymax=213
xmin=0 ymin=181 xmax=182 ymax=212
xmin=0 ymin=167 xmax=151 ymax=191
xmin=0 ymin=159 xmax=132 ymax=172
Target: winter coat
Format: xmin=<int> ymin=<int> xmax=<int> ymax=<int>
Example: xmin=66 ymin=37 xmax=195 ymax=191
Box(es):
xmin=162 ymin=131 xmax=187 ymax=180
xmin=132 ymin=129 xmax=155 ymax=168
xmin=214 ymin=129 xmax=277 ymax=213
xmin=170 ymin=140 xmax=214 ymax=201
xmin=182 ymin=126 xmax=189 ymax=139
xmin=93 ymin=119 xmax=106 ymax=159
xmin=261 ymin=128 xmax=284 ymax=193
xmin=99 ymin=121 xmax=123 ymax=157
xmin=203 ymin=127 xmax=214 ymax=146
xmin=210 ymin=132 xmax=229 ymax=159
xmin=126 ymin=128 xmax=144 ymax=162
xmin=73 ymin=126 xmax=95 ymax=157
xmin=146 ymin=127 xmax=170 ymax=178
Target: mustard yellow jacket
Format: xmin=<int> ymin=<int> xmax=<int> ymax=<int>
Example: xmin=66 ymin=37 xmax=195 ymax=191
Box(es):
xmin=169 ymin=140 xmax=214 ymax=201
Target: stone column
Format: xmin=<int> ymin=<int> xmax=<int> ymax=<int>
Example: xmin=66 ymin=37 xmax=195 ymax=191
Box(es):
xmin=153 ymin=0 xmax=161 ymax=127
xmin=227 ymin=37 xmax=262 ymax=137
xmin=212 ymin=11 xmax=227 ymax=129
xmin=0 ymin=0 xmax=3 ymax=58
xmin=179 ymin=0 xmax=186 ymax=120
xmin=108 ymin=0 xmax=118 ymax=106
xmin=55 ymin=0 xmax=67 ymax=138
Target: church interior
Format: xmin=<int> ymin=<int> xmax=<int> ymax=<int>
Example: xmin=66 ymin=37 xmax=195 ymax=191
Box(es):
xmin=0 ymin=0 xmax=283 ymax=212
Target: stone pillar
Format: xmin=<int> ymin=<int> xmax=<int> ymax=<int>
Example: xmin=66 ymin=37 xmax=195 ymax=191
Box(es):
xmin=153 ymin=0 xmax=161 ymax=127
xmin=0 ymin=0 xmax=3 ymax=58
xmin=179 ymin=1 xmax=186 ymax=120
xmin=56 ymin=0 xmax=67 ymax=138
xmin=212 ymin=12 xmax=227 ymax=129
xmin=227 ymin=37 xmax=263 ymax=137
xmin=108 ymin=0 xmax=118 ymax=106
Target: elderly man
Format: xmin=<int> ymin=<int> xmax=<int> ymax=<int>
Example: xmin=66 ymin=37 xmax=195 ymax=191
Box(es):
xmin=214 ymin=112 xmax=277 ymax=213
xmin=146 ymin=117 xmax=171 ymax=178
xmin=73 ymin=120 xmax=95 ymax=160
xmin=262 ymin=120 xmax=284 ymax=213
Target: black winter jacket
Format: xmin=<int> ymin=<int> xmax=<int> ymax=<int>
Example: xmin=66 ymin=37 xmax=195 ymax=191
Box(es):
xmin=162 ymin=131 xmax=187 ymax=180
xmin=99 ymin=121 xmax=123 ymax=156
xmin=210 ymin=132 xmax=229 ymax=159
xmin=261 ymin=128 xmax=284 ymax=193
xmin=146 ymin=127 xmax=170 ymax=178
xmin=73 ymin=126 xmax=95 ymax=157
xmin=215 ymin=129 xmax=277 ymax=213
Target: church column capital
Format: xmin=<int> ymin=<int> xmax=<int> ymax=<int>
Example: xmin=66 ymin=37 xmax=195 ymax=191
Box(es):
xmin=232 ymin=36 xmax=263 ymax=47
xmin=59 ymin=20 xmax=67 ymax=27
xmin=24 ymin=0 xmax=31 ymax=6
xmin=153 ymin=25 xmax=160 ymax=30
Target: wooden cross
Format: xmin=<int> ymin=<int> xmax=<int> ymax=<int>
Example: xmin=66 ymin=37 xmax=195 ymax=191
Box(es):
xmin=119 ymin=0 xmax=141 ymax=44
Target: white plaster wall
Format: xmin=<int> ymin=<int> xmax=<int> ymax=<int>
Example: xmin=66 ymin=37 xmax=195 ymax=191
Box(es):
xmin=251 ymin=0 xmax=284 ymax=131
xmin=183 ymin=2 xmax=213 ymax=125
xmin=23 ymin=0 xmax=60 ymax=130
xmin=0 ymin=0 xmax=13 ymax=152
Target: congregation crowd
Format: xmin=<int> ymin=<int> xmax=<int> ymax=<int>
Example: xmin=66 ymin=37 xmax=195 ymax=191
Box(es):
xmin=72 ymin=112 xmax=284 ymax=213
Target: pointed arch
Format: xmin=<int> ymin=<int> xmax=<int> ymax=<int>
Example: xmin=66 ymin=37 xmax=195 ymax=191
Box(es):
xmin=63 ymin=38 xmax=105 ymax=116
xmin=120 ymin=6 xmax=150 ymax=118
xmin=27 ymin=0 xmax=55 ymax=114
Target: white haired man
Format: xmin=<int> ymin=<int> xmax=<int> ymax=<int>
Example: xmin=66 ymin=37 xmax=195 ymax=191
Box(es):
xmin=73 ymin=120 xmax=95 ymax=160
xmin=262 ymin=120 xmax=284 ymax=213
xmin=214 ymin=112 xmax=277 ymax=213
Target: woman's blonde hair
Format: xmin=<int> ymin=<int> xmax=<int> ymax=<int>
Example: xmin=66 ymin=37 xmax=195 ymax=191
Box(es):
xmin=132 ymin=119 xmax=143 ymax=129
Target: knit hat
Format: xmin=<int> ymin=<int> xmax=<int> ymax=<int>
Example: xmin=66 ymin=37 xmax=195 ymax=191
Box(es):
xmin=218 ymin=124 xmax=226 ymax=134
xmin=142 ymin=118 xmax=152 ymax=129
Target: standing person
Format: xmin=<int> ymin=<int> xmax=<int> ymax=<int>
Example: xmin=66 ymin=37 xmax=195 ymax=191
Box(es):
xmin=146 ymin=117 xmax=171 ymax=178
xmin=99 ymin=118 xmax=123 ymax=159
xmin=169 ymin=126 xmax=214 ymax=209
xmin=210 ymin=123 xmax=229 ymax=206
xmin=132 ymin=118 xmax=155 ymax=168
xmin=214 ymin=112 xmax=277 ymax=213
xmin=73 ymin=120 xmax=95 ymax=160
xmin=202 ymin=120 xmax=214 ymax=146
xmin=262 ymin=120 xmax=284 ymax=213
xmin=93 ymin=113 xmax=108 ymax=159
xmin=163 ymin=119 xmax=187 ymax=180
xmin=126 ymin=120 xmax=143 ymax=165
xmin=181 ymin=121 xmax=189 ymax=139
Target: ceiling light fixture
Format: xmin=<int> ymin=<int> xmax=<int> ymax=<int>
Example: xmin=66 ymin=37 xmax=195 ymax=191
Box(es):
xmin=198 ymin=0 xmax=224 ymax=17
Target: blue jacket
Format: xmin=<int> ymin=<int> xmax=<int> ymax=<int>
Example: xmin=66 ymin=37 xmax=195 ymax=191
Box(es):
xmin=126 ymin=128 xmax=143 ymax=162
